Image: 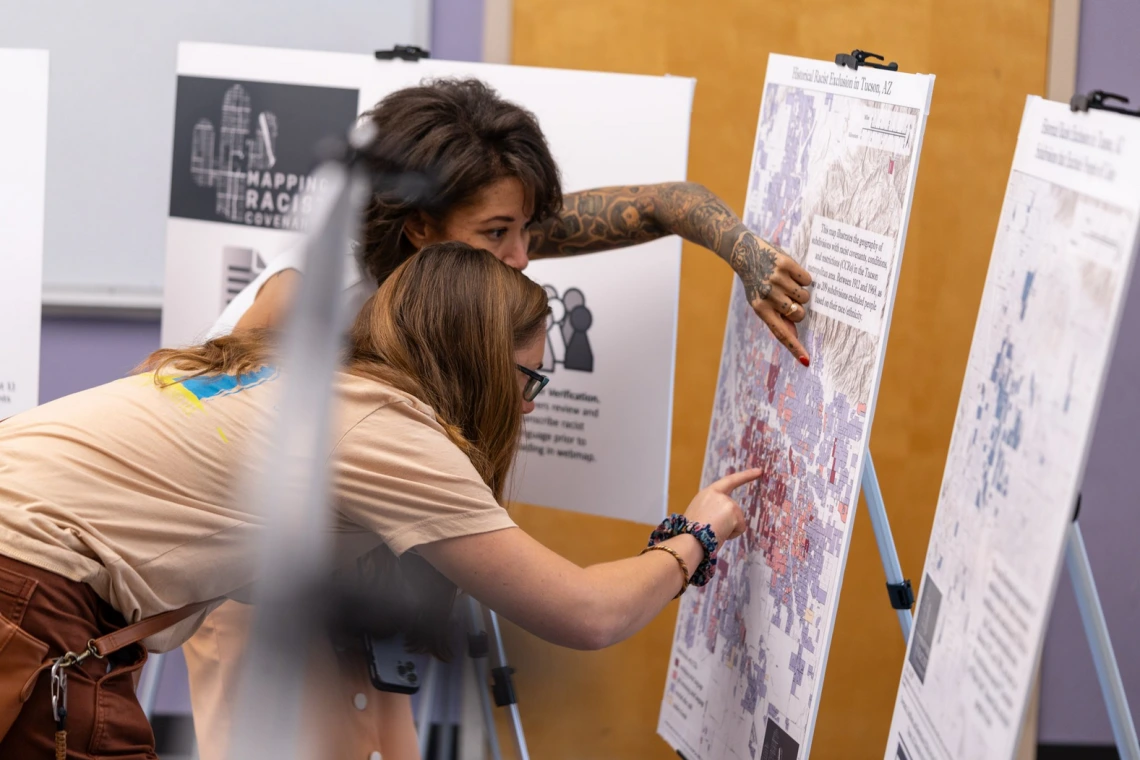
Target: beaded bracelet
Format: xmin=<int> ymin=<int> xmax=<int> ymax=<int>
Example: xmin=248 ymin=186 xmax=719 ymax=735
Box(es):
xmin=640 ymin=545 xmax=690 ymax=598
xmin=647 ymin=514 xmax=719 ymax=586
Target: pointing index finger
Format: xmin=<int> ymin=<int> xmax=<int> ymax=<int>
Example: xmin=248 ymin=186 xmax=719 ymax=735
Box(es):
xmin=759 ymin=308 xmax=811 ymax=367
xmin=711 ymin=468 xmax=763 ymax=494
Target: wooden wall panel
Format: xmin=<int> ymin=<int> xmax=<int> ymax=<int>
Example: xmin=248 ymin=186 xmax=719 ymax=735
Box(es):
xmin=498 ymin=1 xmax=1051 ymax=758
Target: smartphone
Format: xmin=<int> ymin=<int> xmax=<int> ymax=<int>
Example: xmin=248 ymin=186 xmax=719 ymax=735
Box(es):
xmin=364 ymin=632 xmax=428 ymax=694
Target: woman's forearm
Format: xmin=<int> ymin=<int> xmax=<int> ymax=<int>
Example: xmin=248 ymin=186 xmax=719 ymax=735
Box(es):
xmin=529 ymin=182 xmax=751 ymax=265
xmin=577 ymin=533 xmax=705 ymax=647
xmin=417 ymin=527 xmax=707 ymax=651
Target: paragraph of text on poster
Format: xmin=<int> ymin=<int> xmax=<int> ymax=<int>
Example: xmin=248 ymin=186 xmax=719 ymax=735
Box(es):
xmin=0 ymin=378 xmax=19 ymax=411
xmin=804 ymin=216 xmax=896 ymax=335
xmin=519 ymin=387 xmax=600 ymax=464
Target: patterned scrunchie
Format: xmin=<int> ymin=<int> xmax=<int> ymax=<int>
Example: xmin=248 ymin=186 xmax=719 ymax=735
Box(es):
xmin=647 ymin=514 xmax=719 ymax=586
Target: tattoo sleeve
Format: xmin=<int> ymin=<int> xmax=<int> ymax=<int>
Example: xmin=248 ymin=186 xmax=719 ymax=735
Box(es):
xmin=534 ymin=183 xmax=746 ymax=256
xmin=530 ymin=182 xmax=777 ymax=303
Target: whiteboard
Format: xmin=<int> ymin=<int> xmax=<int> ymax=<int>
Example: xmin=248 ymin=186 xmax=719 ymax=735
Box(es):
xmin=0 ymin=0 xmax=426 ymax=306
xmin=0 ymin=49 xmax=48 ymax=417
xmin=162 ymin=43 xmax=696 ymax=524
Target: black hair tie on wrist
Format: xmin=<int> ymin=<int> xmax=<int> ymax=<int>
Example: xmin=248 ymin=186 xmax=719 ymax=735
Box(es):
xmin=647 ymin=514 xmax=719 ymax=586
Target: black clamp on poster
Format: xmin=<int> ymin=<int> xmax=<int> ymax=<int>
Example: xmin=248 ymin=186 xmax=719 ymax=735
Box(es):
xmin=887 ymin=579 xmax=915 ymax=610
xmin=1070 ymin=90 xmax=1140 ymax=117
xmin=835 ymin=49 xmax=898 ymax=72
xmin=375 ymin=45 xmax=431 ymax=61
xmin=491 ymin=666 xmax=518 ymax=707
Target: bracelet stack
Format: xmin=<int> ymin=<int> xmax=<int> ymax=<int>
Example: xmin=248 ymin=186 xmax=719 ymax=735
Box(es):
xmin=640 ymin=544 xmax=689 ymax=598
xmin=646 ymin=513 xmax=719 ymax=587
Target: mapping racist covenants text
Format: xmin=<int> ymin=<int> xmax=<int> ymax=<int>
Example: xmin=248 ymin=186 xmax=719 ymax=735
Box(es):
xmin=885 ymin=97 xmax=1140 ymax=760
xmin=658 ymin=54 xmax=934 ymax=760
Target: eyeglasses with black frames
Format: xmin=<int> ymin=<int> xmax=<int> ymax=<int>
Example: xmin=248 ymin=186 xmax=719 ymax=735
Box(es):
xmin=516 ymin=364 xmax=549 ymax=402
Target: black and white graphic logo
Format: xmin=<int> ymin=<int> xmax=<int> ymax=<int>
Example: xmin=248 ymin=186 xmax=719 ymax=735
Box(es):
xmin=542 ymin=285 xmax=594 ymax=373
xmin=169 ymin=77 xmax=359 ymax=231
xmin=222 ymin=246 xmax=267 ymax=311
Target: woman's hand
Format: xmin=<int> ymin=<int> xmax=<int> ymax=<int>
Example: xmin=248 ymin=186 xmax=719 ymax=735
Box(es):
xmin=729 ymin=229 xmax=814 ymax=366
xmin=683 ymin=468 xmax=760 ymax=542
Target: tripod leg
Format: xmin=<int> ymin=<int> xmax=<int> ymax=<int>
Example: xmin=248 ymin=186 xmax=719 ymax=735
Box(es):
xmin=464 ymin=597 xmax=503 ymax=760
xmin=136 ymin=651 xmax=165 ymax=721
xmin=438 ymin=661 xmax=460 ymax=760
xmin=1066 ymin=522 xmax=1140 ymax=760
xmin=484 ymin=608 xmax=530 ymax=760
xmin=417 ymin=657 xmax=442 ymax=759
xmin=861 ymin=450 xmax=914 ymax=642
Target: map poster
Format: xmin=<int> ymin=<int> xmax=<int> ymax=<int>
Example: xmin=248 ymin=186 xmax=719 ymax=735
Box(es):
xmin=0 ymin=49 xmax=49 ymax=418
xmin=885 ymin=98 xmax=1140 ymax=760
xmin=658 ymin=54 xmax=934 ymax=759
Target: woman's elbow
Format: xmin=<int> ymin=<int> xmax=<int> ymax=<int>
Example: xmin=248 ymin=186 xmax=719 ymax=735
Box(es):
xmin=561 ymin=601 xmax=626 ymax=651
xmin=564 ymin=626 xmax=614 ymax=652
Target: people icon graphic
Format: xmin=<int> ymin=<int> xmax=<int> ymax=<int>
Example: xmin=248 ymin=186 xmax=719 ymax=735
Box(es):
xmin=541 ymin=285 xmax=594 ymax=373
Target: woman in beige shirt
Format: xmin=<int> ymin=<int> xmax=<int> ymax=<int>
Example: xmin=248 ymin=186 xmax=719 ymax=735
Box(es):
xmin=0 ymin=242 xmax=758 ymax=759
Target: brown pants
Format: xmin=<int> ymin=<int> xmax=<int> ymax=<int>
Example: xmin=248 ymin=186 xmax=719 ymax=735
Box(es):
xmin=0 ymin=555 xmax=155 ymax=759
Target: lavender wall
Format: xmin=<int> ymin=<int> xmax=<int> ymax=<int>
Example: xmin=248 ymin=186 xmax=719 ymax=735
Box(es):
xmin=1038 ymin=0 xmax=1140 ymax=745
xmin=431 ymin=0 xmax=484 ymax=61
xmin=38 ymin=317 xmax=160 ymax=403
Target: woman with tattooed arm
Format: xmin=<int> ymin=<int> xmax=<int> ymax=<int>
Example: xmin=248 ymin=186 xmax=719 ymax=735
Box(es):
xmin=186 ymin=78 xmax=813 ymax=760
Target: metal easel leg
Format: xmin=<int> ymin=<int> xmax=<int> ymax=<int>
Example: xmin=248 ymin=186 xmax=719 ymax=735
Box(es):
xmin=465 ymin=597 xmax=504 ymax=760
xmin=481 ymin=606 xmax=529 ymax=760
xmin=438 ymin=662 xmax=458 ymax=760
xmin=1066 ymin=520 xmax=1140 ymax=760
xmin=861 ymin=450 xmax=915 ymax=642
xmin=417 ymin=657 xmax=443 ymax=759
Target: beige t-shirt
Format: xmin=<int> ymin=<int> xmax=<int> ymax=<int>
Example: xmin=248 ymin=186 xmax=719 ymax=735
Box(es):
xmin=0 ymin=368 xmax=515 ymax=651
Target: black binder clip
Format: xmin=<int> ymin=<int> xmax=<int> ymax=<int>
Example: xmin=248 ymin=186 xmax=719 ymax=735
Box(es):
xmin=835 ymin=49 xmax=898 ymax=72
xmin=374 ymin=45 xmax=431 ymax=61
xmin=1070 ymin=90 xmax=1140 ymax=117
xmin=886 ymin=579 xmax=915 ymax=610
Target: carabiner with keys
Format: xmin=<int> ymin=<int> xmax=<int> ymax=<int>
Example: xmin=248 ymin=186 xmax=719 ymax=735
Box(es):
xmin=49 ymin=659 xmax=68 ymax=730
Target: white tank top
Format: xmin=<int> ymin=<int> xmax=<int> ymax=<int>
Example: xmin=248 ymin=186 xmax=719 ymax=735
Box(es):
xmin=205 ymin=242 xmax=372 ymax=339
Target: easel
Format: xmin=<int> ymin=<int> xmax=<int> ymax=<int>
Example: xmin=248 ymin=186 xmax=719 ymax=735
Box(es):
xmin=857 ymin=84 xmax=1140 ymax=760
xmin=864 ymin=451 xmax=1139 ymax=759
xmin=413 ymin=599 xmax=530 ymax=760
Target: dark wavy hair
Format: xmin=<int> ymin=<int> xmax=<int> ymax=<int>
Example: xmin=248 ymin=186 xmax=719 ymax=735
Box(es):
xmin=357 ymin=78 xmax=563 ymax=285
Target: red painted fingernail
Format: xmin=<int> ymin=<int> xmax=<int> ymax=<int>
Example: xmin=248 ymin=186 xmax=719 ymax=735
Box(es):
xmin=799 ymin=356 xmax=811 ymax=367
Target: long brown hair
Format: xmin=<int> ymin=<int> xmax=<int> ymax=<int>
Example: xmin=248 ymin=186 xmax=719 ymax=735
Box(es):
xmin=346 ymin=241 xmax=549 ymax=498
xmin=140 ymin=242 xmax=549 ymax=656
xmin=357 ymin=78 xmax=563 ymax=286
